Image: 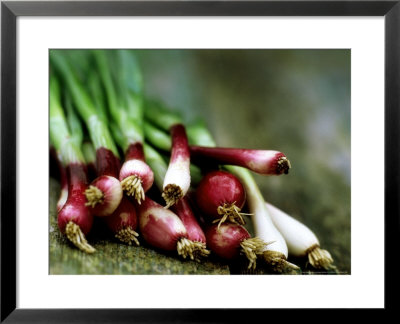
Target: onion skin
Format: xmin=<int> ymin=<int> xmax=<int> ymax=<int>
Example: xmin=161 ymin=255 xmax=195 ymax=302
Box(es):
xmin=86 ymin=147 xmax=123 ymax=217
xmin=169 ymin=124 xmax=190 ymax=163
xmin=57 ymin=184 xmax=68 ymax=213
xmin=50 ymin=147 xmax=69 ymax=212
xmin=104 ymin=195 xmax=139 ymax=245
xmin=58 ymin=163 xmax=93 ymax=236
xmin=190 ymin=146 xmax=291 ymax=175
xmin=205 ymin=223 xmax=250 ymax=260
xmin=195 ymin=170 xmax=246 ymax=220
xmin=56 ymin=161 xmax=68 ymax=213
xmin=86 ymin=175 xmax=123 ymax=217
xmin=162 ymin=124 xmax=191 ymax=208
xmin=266 ymin=202 xmax=318 ymax=257
xmin=119 ymin=159 xmax=154 ymax=192
xmin=247 ymin=193 xmax=288 ymax=258
xmin=125 ymin=142 xmax=145 ymax=161
xmin=136 ymin=196 xmax=188 ymax=251
xmin=96 ymin=147 xmax=121 ymax=177
xmin=104 ymin=196 xmax=138 ymax=234
xmin=171 ymin=197 xmax=206 ymax=244
xmin=119 ymin=143 xmax=154 ymax=194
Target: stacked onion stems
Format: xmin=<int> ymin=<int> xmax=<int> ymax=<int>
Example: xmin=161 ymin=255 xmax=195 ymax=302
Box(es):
xmin=50 ymin=49 xmax=335 ymax=273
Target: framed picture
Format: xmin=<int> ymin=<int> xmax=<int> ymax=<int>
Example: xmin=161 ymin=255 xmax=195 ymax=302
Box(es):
xmin=1 ymin=0 xmax=397 ymax=321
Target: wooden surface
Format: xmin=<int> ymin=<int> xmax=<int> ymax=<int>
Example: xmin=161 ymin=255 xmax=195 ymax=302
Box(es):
xmin=49 ymin=177 xmax=339 ymax=275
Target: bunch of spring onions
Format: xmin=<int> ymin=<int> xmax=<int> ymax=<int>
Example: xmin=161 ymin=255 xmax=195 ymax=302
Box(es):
xmin=143 ymin=103 xmax=334 ymax=272
xmin=49 ymin=49 xmax=335 ymax=273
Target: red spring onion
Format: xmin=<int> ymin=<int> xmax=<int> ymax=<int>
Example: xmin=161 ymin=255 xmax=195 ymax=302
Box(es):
xmin=142 ymin=122 xmax=204 ymax=186
xmin=58 ymin=163 xmax=95 ymax=253
xmin=190 ymin=146 xmax=291 ymax=175
xmin=171 ymin=198 xmax=210 ymax=261
xmin=50 ymin=76 xmax=95 ymax=253
xmin=195 ymin=170 xmax=248 ymax=229
xmin=81 ymin=133 xmax=140 ymax=246
xmin=84 ymin=147 xmax=123 ymax=217
xmin=205 ymin=223 xmax=268 ymax=270
xmin=50 ymin=51 xmax=123 ymax=217
xmin=104 ymin=196 xmax=140 ymax=246
xmin=119 ymin=143 xmax=154 ymax=203
xmin=136 ymin=196 xmax=203 ymax=259
xmin=162 ymin=124 xmax=191 ymax=208
xmin=266 ymin=202 xmax=335 ymax=270
xmin=143 ymin=101 xmax=191 ymax=208
xmin=52 ymin=89 xmax=85 ymax=213
xmin=143 ymin=143 xmax=210 ymax=260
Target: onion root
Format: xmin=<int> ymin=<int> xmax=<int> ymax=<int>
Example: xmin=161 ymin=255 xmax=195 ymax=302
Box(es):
xmin=115 ymin=227 xmax=140 ymax=246
xmin=121 ymin=175 xmax=145 ymax=204
xmin=85 ymin=185 xmax=104 ymax=208
xmin=214 ymin=202 xmax=249 ymax=230
xmin=177 ymin=237 xmax=210 ymax=262
xmin=65 ymin=221 xmax=96 ymax=254
xmin=307 ymin=244 xmax=335 ymax=270
xmin=277 ymin=156 xmax=291 ymax=175
xmin=162 ymin=184 xmax=183 ymax=208
xmin=263 ymin=250 xmax=300 ymax=273
xmin=240 ymin=237 xmax=269 ymax=270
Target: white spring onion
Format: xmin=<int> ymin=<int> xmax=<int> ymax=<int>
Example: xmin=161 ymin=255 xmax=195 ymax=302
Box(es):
xmin=266 ymin=202 xmax=335 ymax=270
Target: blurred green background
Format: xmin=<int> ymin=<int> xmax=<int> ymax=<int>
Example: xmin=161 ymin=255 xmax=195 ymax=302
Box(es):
xmin=50 ymin=49 xmax=350 ymax=274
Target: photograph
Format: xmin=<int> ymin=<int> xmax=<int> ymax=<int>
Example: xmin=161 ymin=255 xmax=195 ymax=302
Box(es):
xmin=49 ymin=49 xmax=351 ymax=275
xmin=2 ymin=0 xmax=397 ymax=319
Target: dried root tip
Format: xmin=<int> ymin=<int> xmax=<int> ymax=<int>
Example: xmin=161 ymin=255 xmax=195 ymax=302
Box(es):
xmin=162 ymin=184 xmax=183 ymax=209
xmin=177 ymin=238 xmax=210 ymax=262
xmin=214 ymin=202 xmax=250 ymax=230
xmin=121 ymin=175 xmax=145 ymax=204
xmin=115 ymin=227 xmax=140 ymax=246
xmin=307 ymin=245 xmax=335 ymax=270
xmin=240 ymin=237 xmax=270 ymax=270
xmin=65 ymin=221 xmax=96 ymax=254
xmin=277 ymin=156 xmax=291 ymax=175
xmin=85 ymin=185 xmax=104 ymax=208
xmin=263 ymin=250 xmax=300 ymax=273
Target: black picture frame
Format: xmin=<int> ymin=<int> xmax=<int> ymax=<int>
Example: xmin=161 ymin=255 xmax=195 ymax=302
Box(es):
xmin=1 ymin=0 xmax=398 ymax=321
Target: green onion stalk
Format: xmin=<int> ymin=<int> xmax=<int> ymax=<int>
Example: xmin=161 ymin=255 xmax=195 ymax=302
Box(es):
xmin=49 ymin=76 xmax=95 ymax=253
xmin=50 ymin=50 xmax=123 ymax=217
xmin=52 ymin=91 xmax=85 ymax=212
xmin=93 ymin=50 xmax=153 ymax=204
